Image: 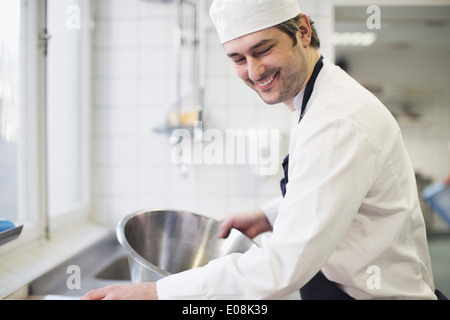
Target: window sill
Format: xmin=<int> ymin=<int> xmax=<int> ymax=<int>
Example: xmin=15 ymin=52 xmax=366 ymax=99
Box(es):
xmin=0 ymin=221 xmax=111 ymax=299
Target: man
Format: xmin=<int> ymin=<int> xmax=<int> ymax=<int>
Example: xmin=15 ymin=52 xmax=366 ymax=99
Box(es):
xmin=82 ymin=0 xmax=444 ymax=300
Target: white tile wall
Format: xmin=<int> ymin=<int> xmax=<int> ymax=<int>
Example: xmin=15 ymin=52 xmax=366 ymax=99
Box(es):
xmin=91 ymin=0 xmax=293 ymax=228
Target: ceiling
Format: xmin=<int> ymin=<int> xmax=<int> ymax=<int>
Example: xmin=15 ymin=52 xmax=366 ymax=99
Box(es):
xmin=334 ymin=5 xmax=450 ymax=55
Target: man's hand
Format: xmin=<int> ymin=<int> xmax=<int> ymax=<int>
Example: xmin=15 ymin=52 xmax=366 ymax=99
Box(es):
xmin=80 ymin=282 xmax=158 ymax=300
xmin=219 ymin=209 xmax=272 ymax=239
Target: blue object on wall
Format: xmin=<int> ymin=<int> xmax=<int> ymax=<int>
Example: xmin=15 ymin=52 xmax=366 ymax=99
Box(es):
xmin=422 ymin=182 xmax=450 ymax=227
xmin=0 ymin=220 xmax=16 ymax=233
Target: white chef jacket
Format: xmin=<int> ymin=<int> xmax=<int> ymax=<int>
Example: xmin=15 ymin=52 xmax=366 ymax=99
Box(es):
xmin=157 ymin=58 xmax=437 ymax=300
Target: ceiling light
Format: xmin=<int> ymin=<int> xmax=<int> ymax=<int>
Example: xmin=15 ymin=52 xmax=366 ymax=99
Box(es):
xmin=333 ymin=32 xmax=377 ymax=47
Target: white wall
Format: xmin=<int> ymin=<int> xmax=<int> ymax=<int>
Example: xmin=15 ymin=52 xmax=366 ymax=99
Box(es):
xmin=90 ymin=0 xmax=302 ymax=228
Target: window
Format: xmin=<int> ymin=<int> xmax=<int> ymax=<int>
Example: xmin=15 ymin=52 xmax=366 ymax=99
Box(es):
xmin=47 ymin=0 xmax=90 ymax=227
xmin=0 ymin=0 xmax=31 ymax=227
xmin=0 ymin=0 xmax=91 ymax=251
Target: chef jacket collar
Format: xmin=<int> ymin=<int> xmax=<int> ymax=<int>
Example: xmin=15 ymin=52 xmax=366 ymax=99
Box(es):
xmin=292 ymin=55 xmax=324 ymax=115
xmin=293 ymin=88 xmax=305 ymax=112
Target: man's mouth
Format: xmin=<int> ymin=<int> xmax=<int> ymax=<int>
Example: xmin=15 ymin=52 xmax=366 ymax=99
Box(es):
xmin=255 ymin=71 xmax=279 ymax=91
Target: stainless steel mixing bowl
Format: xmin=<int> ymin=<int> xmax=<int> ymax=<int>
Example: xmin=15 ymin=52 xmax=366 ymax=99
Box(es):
xmin=117 ymin=208 xmax=256 ymax=282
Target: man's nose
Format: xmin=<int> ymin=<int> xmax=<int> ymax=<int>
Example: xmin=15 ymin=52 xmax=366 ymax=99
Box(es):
xmin=247 ymin=57 xmax=265 ymax=83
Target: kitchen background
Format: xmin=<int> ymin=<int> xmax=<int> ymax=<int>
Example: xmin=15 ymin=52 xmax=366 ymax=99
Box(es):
xmin=90 ymin=0 xmax=450 ymax=231
xmin=91 ymin=0 xmax=450 ymax=297
xmin=0 ymin=0 xmax=449 ymax=299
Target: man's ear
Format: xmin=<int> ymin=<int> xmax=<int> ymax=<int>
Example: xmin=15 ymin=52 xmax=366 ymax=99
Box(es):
xmin=297 ymin=13 xmax=312 ymax=47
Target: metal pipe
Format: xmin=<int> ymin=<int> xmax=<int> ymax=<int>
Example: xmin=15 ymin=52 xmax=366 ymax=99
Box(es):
xmin=173 ymin=0 xmax=183 ymax=128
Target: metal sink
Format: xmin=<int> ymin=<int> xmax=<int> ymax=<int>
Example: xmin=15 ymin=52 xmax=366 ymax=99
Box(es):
xmin=28 ymin=209 xmax=256 ymax=299
xmin=95 ymin=256 xmax=130 ymax=281
xmin=28 ymin=233 xmax=132 ymax=298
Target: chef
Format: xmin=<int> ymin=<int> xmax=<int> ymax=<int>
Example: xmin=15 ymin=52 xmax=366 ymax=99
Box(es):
xmin=82 ymin=0 xmax=446 ymax=300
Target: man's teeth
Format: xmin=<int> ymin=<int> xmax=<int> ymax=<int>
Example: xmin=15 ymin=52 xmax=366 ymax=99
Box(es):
xmin=257 ymin=75 xmax=274 ymax=87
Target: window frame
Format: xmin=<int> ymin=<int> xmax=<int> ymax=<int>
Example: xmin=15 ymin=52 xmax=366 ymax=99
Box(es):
xmin=45 ymin=0 xmax=92 ymax=233
xmin=0 ymin=0 xmax=92 ymax=256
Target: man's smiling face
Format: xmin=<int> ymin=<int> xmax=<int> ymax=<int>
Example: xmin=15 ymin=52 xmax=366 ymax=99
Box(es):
xmin=224 ymin=26 xmax=308 ymax=106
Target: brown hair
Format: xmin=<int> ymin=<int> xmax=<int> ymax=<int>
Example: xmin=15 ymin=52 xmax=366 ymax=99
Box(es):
xmin=275 ymin=14 xmax=320 ymax=49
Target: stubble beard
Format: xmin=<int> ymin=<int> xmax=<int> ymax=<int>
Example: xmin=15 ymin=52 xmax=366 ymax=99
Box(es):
xmin=250 ymin=49 xmax=308 ymax=105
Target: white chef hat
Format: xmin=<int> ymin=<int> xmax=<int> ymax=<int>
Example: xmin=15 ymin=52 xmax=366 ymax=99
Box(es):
xmin=210 ymin=0 xmax=302 ymax=44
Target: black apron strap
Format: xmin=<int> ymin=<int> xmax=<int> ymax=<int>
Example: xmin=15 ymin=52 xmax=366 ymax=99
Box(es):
xmin=279 ymin=55 xmax=323 ymax=198
xmin=299 ymin=55 xmax=324 ymax=124
xmin=279 ymin=154 xmax=289 ymax=198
